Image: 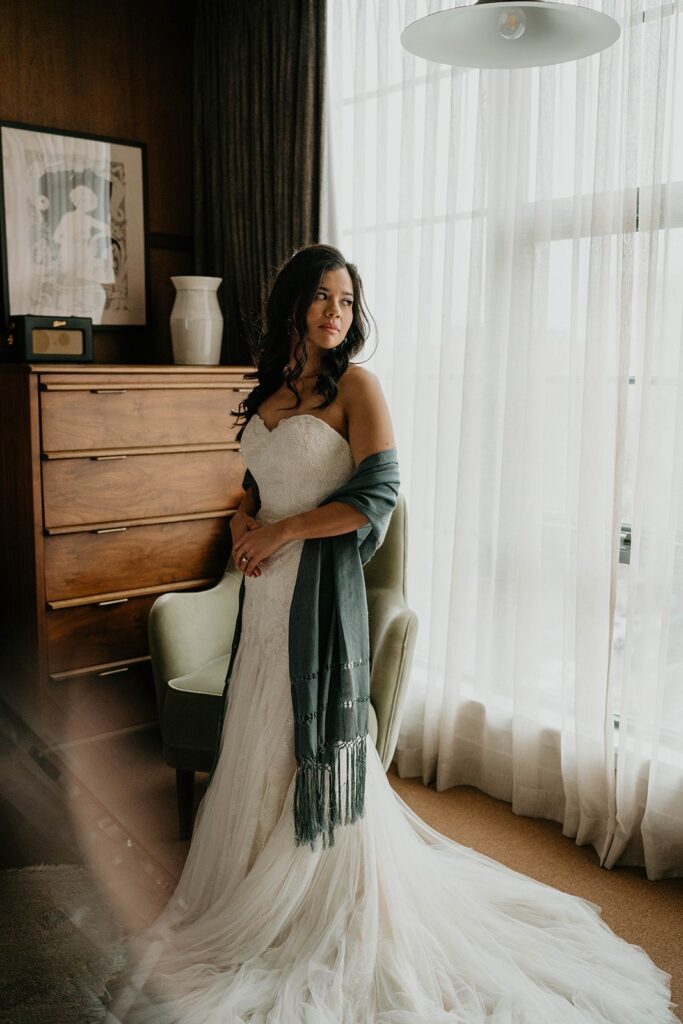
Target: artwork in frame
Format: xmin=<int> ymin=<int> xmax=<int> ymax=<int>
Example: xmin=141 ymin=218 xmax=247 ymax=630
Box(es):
xmin=0 ymin=121 xmax=150 ymax=328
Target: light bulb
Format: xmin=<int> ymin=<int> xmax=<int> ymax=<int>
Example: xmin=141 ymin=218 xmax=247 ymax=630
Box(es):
xmin=497 ymin=7 xmax=526 ymax=40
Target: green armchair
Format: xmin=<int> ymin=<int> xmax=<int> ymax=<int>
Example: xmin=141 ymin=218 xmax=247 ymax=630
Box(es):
xmin=148 ymin=492 xmax=418 ymax=839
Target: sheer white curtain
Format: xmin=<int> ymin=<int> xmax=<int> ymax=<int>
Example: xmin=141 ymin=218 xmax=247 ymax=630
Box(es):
xmin=322 ymin=0 xmax=683 ymax=879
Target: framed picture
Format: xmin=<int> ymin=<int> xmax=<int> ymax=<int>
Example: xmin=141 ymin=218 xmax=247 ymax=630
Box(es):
xmin=0 ymin=121 xmax=150 ymax=328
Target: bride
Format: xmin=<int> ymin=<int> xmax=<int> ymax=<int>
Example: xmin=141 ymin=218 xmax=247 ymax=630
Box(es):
xmin=111 ymin=244 xmax=677 ymax=1023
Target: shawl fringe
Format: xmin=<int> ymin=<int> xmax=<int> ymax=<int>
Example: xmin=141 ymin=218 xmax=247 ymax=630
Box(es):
xmin=293 ymin=734 xmax=367 ymax=850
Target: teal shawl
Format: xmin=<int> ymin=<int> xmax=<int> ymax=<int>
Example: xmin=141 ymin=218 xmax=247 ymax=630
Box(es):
xmin=210 ymin=446 xmax=400 ymax=852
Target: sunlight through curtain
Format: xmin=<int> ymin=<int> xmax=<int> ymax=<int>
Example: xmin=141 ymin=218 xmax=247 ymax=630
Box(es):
xmin=322 ymin=0 xmax=683 ymax=879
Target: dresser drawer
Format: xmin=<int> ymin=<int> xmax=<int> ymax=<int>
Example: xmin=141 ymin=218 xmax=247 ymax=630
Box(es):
xmin=42 ymin=450 xmax=245 ymax=528
xmin=44 ymin=516 xmax=232 ymax=602
xmin=47 ymin=593 xmax=159 ymax=674
xmin=40 ymin=384 xmax=249 ymax=451
xmin=46 ymin=659 xmax=158 ymax=743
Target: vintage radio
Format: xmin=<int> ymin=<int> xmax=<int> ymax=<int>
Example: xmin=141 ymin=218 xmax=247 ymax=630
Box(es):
xmin=1 ymin=315 xmax=93 ymax=363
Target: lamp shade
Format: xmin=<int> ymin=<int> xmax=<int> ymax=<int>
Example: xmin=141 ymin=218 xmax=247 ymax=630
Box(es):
xmin=401 ymin=1 xmax=621 ymax=69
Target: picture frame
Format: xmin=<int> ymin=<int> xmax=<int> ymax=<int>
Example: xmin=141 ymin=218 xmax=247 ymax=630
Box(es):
xmin=0 ymin=120 xmax=150 ymax=329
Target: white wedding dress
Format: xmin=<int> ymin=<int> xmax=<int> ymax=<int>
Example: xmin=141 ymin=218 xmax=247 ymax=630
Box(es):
xmin=114 ymin=412 xmax=677 ymax=1024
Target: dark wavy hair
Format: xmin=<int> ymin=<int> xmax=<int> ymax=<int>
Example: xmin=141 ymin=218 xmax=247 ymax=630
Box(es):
xmin=231 ymin=243 xmax=376 ymax=441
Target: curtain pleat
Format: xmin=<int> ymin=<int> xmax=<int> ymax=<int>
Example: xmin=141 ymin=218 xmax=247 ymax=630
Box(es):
xmin=194 ymin=0 xmax=326 ymax=363
xmin=324 ymin=0 xmax=683 ymax=879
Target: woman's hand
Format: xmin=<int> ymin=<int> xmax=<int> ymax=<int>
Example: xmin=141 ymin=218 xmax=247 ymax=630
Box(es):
xmin=230 ymin=511 xmax=262 ymax=577
xmin=232 ymin=521 xmax=289 ymax=577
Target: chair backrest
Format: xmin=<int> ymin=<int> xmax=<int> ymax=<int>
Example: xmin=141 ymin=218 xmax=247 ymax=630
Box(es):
xmin=362 ymin=492 xmax=407 ymax=597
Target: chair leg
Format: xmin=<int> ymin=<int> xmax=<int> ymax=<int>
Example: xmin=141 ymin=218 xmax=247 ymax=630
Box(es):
xmin=176 ymin=768 xmax=195 ymax=840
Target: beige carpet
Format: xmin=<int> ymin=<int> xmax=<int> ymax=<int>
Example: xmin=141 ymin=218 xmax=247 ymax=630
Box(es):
xmin=389 ymin=770 xmax=683 ymax=1021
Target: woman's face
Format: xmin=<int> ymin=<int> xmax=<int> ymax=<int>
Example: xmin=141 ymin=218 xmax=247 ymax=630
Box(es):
xmin=300 ymin=267 xmax=355 ymax=354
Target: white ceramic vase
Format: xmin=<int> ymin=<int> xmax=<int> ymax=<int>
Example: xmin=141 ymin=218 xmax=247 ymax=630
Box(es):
xmin=170 ymin=276 xmax=223 ymax=365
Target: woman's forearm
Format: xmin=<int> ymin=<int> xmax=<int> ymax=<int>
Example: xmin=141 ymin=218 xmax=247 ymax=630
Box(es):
xmin=280 ymin=501 xmax=368 ymax=542
xmin=237 ymin=485 xmax=257 ymax=518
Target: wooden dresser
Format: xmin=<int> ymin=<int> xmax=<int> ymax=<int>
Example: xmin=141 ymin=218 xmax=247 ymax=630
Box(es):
xmin=0 ymin=363 xmax=253 ymax=745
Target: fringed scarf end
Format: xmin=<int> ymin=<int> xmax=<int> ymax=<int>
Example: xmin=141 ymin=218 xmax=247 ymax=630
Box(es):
xmin=293 ymin=734 xmax=367 ymax=851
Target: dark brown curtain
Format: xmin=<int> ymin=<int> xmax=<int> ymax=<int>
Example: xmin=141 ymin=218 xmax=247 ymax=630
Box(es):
xmin=193 ymin=0 xmax=326 ymax=365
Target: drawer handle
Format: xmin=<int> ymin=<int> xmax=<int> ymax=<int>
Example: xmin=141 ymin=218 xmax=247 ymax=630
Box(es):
xmin=91 ymin=455 xmax=128 ymax=461
xmin=91 ymin=388 xmax=128 ymax=394
xmin=99 ymin=667 xmax=130 ymax=677
xmin=93 ymin=527 xmax=128 ymax=534
xmin=97 ymin=598 xmax=129 ymax=607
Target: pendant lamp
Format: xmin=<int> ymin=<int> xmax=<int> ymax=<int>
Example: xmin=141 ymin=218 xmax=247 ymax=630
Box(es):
xmin=401 ymin=0 xmax=621 ymax=69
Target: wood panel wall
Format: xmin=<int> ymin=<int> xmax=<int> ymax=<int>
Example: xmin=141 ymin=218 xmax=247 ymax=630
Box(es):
xmin=0 ymin=0 xmax=195 ymax=364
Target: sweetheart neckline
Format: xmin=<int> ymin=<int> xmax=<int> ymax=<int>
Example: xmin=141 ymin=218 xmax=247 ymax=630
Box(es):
xmin=252 ymin=412 xmax=352 ymax=452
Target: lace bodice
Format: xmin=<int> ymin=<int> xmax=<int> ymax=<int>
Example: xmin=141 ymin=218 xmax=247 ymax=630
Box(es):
xmin=240 ymin=413 xmax=356 ymax=524
xmin=236 ymin=412 xmax=356 ymax=659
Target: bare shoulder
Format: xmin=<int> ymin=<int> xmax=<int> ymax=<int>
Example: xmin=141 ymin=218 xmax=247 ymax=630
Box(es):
xmin=340 ymin=363 xmax=396 ymax=462
xmin=339 ymin=363 xmax=381 ymax=400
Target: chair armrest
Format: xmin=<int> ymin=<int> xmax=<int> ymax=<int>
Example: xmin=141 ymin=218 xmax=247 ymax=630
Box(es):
xmin=148 ymin=565 xmax=242 ymax=712
xmin=366 ymin=587 xmax=419 ymax=769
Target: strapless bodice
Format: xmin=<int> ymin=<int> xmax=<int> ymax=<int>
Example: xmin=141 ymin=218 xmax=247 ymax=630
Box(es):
xmin=240 ymin=413 xmax=356 ymax=524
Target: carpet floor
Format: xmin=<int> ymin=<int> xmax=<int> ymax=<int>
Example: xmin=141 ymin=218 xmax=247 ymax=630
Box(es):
xmin=0 ymin=863 xmax=126 ymax=1024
